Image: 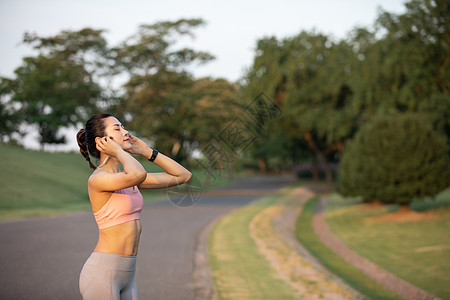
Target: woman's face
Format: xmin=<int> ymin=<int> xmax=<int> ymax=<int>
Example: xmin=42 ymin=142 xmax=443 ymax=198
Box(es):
xmin=102 ymin=116 xmax=132 ymax=150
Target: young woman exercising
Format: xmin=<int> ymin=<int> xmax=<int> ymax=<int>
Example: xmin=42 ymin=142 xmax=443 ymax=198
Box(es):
xmin=76 ymin=113 xmax=191 ymax=300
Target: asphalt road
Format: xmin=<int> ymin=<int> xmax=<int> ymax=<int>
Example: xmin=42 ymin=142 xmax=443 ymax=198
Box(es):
xmin=0 ymin=175 xmax=295 ymax=300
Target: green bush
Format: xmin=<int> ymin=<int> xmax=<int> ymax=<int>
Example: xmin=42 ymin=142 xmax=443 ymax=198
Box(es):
xmin=338 ymin=113 xmax=450 ymax=205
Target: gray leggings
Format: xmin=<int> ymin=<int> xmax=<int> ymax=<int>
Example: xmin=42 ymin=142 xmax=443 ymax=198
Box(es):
xmin=79 ymin=252 xmax=138 ymax=300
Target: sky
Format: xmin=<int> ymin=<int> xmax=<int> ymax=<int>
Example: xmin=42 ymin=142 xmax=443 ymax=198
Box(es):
xmin=0 ymin=0 xmax=406 ymax=150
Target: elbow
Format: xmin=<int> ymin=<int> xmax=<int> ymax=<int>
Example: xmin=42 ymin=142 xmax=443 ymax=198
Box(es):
xmin=133 ymin=169 xmax=148 ymax=185
xmin=181 ymin=170 xmax=192 ymax=184
xmin=139 ymin=169 xmax=148 ymax=184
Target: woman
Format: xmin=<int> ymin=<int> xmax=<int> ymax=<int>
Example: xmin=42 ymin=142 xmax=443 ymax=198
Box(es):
xmin=76 ymin=113 xmax=191 ymax=300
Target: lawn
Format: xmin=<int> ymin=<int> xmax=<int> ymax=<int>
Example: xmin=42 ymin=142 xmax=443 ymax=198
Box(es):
xmin=324 ymin=191 xmax=450 ymax=299
xmin=0 ymin=144 xmax=94 ymax=219
xmin=296 ymin=196 xmax=402 ymax=300
xmin=208 ymin=179 xmax=448 ymax=299
xmin=208 ymin=183 xmax=400 ymax=300
xmin=208 ymin=189 xmax=302 ymax=300
xmin=0 ymin=144 xmax=232 ymax=220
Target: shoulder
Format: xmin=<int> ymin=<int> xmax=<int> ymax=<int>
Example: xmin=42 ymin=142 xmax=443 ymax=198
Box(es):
xmin=88 ymin=169 xmax=111 ymax=190
xmin=88 ymin=169 xmax=140 ymax=192
xmin=89 ymin=169 xmax=107 ymax=181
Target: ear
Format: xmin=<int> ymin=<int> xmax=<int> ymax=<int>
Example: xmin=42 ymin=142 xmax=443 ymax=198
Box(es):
xmin=95 ymin=137 xmax=102 ymax=144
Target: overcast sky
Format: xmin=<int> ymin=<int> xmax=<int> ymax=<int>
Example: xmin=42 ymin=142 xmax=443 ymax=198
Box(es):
xmin=0 ymin=0 xmax=406 ymax=150
xmin=1 ymin=0 xmax=406 ymax=82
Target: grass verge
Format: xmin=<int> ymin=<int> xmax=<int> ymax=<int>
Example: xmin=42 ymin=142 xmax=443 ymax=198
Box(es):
xmin=296 ymin=196 xmax=402 ymax=300
xmin=0 ymin=144 xmax=235 ymax=220
xmin=208 ymin=190 xmax=301 ymax=300
xmin=325 ymin=192 xmax=450 ymax=299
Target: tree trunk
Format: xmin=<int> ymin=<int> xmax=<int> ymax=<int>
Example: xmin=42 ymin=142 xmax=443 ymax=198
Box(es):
xmin=303 ymin=131 xmax=335 ymax=182
xmin=318 ymin=151 xmax=333 ymax=183
xmin=171 ymin=141 xmax=181 ymax=157
xmin=38 ymin=123 xmax=45 ymax=151
xmin=310 ymin=152 xmax=319 ymax=181
xmin=304 ymin=132 xmax=321 ymax=181
xmin=258 ymin=155 xmax=268 ymax=173
xmin=39 ymin=134 xmax=45 ymax=152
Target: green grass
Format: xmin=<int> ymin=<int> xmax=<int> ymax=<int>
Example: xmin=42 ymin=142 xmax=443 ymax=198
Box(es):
xmin=0 ymin=144 xmax=92 ymax=219
xmin=325 ymin=192 xmax=450 ymax=299
xmin=296 ymin=196 xmax=402 ymax=300
xmin=0 ymin=144 xmax=234 ymax=220
xmin=209 ymin=190 xmax=301 ymax=300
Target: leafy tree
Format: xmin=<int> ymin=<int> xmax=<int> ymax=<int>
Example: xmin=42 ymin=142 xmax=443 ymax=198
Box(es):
xmin=113 ymin=19 xmax=213 ymax=77
xmin=348 ymin=0 xmax=450 ymax=139
xmin=244 ymin=33 xmax=357 ymax=179
xmin=11 ymin=55 xmax=101 ymax=150
xmin=23 ymin=28 xmax=110 ymax=78
xmin=375 ymin=0 xmax=449 ymax=97
xmin=338 ymin=113 xmax=450 ymax=205
xmin=185 ymin=77 xmax=242 ymax=148
xmin=0 ymin=77 xmax=22 ymax=143
xmin=243 ymin=0 xmax=450 ymax=178
xmin=7 ymin=28 xmax=108 ymax=150
xmin=114 ymin=19 xmax=231 ymax=161
xmin=119 ymin=74 xmax=241 ymax=164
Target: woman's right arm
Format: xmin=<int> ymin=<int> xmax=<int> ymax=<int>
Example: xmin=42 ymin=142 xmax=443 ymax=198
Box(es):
xmin=89 ymin=137 xmax=147 ymax=191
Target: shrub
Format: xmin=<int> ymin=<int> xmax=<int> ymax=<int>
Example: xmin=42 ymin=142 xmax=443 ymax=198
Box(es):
xmin=338 ymin=113 xmax=450 ymax=205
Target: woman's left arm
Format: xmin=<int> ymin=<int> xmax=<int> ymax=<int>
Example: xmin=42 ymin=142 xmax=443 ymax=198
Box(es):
xmin=127 ymin=134 xmax=192 ymax=189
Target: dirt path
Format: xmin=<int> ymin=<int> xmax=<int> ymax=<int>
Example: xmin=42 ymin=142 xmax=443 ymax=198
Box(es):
xmin=313 ymin=195 xmax=441 ymax=300
xmin=249 ymin=187 xmax=364 ymax=299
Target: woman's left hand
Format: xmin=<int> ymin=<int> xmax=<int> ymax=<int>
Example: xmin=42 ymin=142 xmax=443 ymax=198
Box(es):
xmin=126 ymin=134 xmax=149 ymax=156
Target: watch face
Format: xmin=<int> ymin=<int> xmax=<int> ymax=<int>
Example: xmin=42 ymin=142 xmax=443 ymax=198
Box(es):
xmin=153 ymin=150 xmax=158 ymax=160
xmin=148 ymin=149 xmax=158 ymax=161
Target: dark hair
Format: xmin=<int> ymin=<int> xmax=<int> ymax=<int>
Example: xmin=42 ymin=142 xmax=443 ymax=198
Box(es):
xmin=76 ymin=113 xmax=113 ymax=169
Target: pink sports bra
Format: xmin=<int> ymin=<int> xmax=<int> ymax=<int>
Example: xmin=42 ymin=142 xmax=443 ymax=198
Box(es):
xmin=93 ymin=187 xmax=144 ymax=229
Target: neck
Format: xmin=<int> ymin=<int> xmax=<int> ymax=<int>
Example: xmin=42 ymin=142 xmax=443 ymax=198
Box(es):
xmin=98 ymin=153 xmax=121 ymax=173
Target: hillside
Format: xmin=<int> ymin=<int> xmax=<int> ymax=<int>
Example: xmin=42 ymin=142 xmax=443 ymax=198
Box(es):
xmin=0 ymin=144 xmax=166 ymax=220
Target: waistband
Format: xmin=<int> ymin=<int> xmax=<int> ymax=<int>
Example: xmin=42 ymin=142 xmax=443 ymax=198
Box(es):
xmin=85 ymin=252 xmax=137 ymax=271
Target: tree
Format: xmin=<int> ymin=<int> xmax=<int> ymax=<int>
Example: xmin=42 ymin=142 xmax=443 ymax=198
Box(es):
xmin=338 ymin=113 xmax=450 ymax=205
xmin=114 ymin=19 xmax=225 ymax=161
xmin=347 ymin=0 xmax=450 ymax=139
xmin=11 ymin=54 xmax=102 ymax=150
xmin=243 ymin=0 xmax=450 ymax=177
xmin=375 ymin=0 xmax=449 ymax=96
xmin=8 ymin=28 xmax=108 ymax=150
xmin=244 ymin=32 xmax=357 ymax=179
xmin=0 ymin=77 xmax=22 ymax=143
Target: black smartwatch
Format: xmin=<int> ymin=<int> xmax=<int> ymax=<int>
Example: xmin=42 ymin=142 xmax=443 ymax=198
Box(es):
xmin=148 ymin=149 xmax=158 ymax=162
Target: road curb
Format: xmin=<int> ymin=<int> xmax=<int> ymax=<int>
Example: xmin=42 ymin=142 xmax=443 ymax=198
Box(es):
xmin=193 ymin=212 xmax=227 ymax=300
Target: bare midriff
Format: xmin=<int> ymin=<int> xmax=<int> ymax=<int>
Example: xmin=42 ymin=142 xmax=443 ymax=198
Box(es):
xmin=94 ymin=219 xmax=142 ymax=256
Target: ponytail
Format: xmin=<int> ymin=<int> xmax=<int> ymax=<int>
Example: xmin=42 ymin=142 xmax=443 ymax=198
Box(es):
xmin=76 ymin=128 xmax=97 ymax=170
xmin=76 ymin=113 xmax=113 ymax=170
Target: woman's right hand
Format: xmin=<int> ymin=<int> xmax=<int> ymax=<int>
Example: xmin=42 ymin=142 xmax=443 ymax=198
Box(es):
xmin=96 ymin=136 xmax=124 ymax=157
